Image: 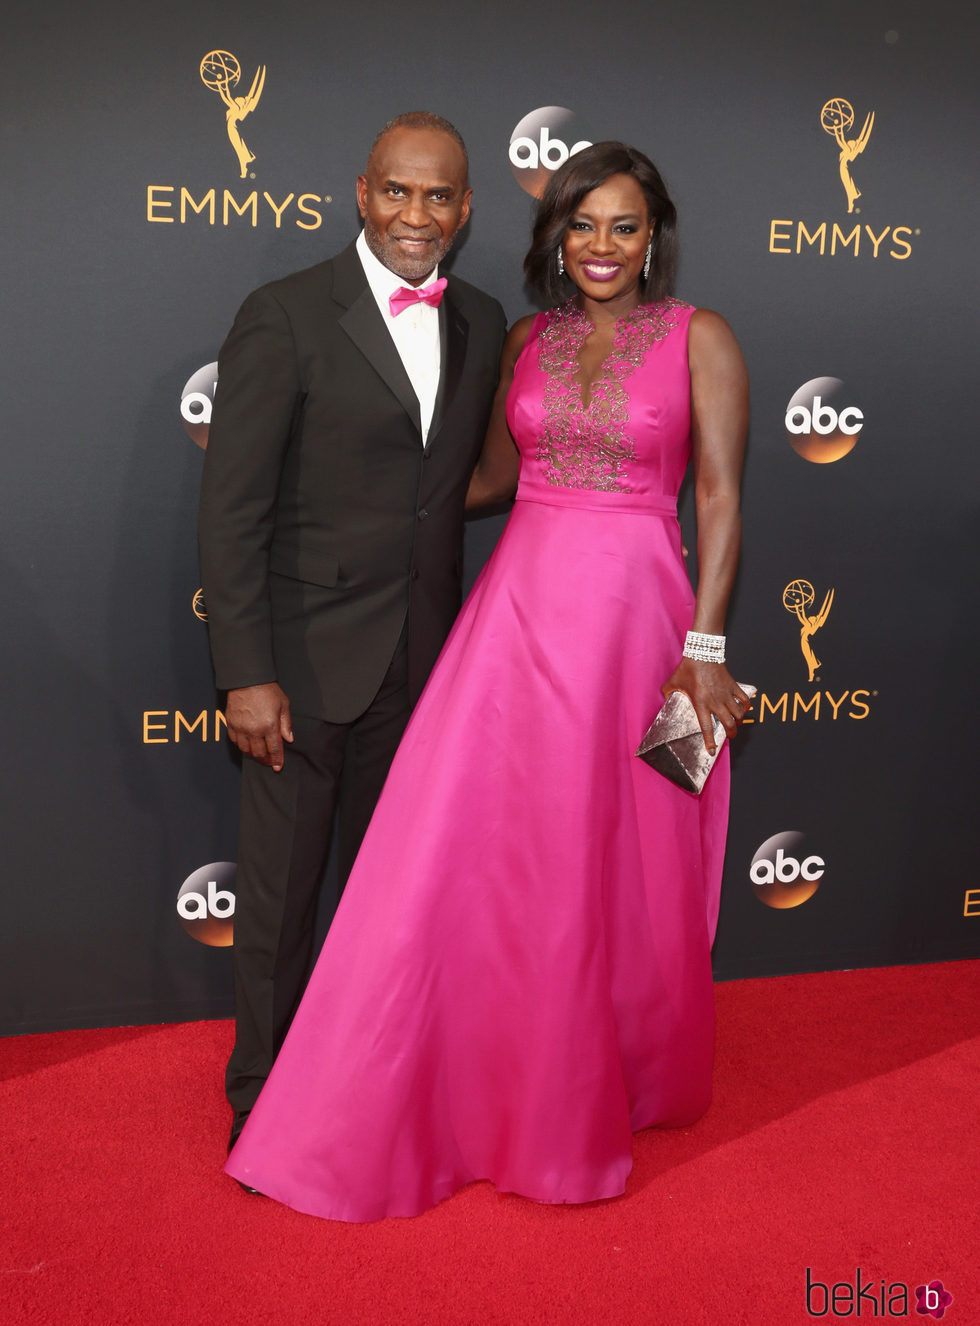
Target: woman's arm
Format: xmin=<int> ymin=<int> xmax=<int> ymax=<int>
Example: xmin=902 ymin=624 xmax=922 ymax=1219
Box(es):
xmin=662 ymin=308 xmax=751 ymax=752
xmin=465 ymin=316 xmax=535 ymax=509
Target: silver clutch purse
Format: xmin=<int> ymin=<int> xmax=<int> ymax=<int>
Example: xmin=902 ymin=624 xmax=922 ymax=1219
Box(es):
xmin=635 ymin=686 xmax=756 ymax=794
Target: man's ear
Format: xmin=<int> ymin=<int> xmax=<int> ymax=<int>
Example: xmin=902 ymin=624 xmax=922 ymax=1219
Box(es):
xmin=458 ymin=187 xmax=473 ymax=230
xmin=355 ymin=174 xmax=368 ymax=219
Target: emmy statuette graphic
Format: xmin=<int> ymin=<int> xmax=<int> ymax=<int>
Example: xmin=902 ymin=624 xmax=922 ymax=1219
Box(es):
xmin=821 ymin=98 xmax=874 ymax=214
xmin=200 ymin=50 xmax=266 ymax=178
xmin=783 ymin=579 xmax=834 ymax=682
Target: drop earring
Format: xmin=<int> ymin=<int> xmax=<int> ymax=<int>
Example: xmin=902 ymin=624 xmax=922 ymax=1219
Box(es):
xmin=642 ymin=240 xmax=652 ymax=281
xmin=557 ymin=245 xmax=565 ymax=277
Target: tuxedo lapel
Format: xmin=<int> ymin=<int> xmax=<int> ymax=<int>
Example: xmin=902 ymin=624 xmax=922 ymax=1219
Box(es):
xmin=428 ymin=284 xmax=469 ymax=448
xmin=333 ymin=243 xmax=422 ymax=436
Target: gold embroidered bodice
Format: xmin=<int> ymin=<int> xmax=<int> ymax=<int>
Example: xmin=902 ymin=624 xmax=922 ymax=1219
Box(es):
xmin=533 ymin=299 xmax=686 ymax=493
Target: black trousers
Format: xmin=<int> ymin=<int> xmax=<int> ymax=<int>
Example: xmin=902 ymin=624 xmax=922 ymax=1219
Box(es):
xmin=225 ymin=629 xmax=411 ymax=1114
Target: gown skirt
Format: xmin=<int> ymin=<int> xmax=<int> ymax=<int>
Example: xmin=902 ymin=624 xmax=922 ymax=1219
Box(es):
xmin=225 ymin=299 xmax=730 ymax=1221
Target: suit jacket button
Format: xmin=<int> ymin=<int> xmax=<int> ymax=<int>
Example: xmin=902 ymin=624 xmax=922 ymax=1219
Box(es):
xmin=411 ymin=569 xmax=420 ymax=581
xmin=418 ymin=508 xmax=429 ymax=521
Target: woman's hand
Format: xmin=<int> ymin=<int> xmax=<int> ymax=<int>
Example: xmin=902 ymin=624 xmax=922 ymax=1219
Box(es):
xmin=662 ymin=658 xmax=753 ymax=754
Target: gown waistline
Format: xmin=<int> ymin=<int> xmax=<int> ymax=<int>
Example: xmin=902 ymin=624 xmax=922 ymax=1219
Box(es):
xmin=515 ymin=478 xmax=678 ymax=518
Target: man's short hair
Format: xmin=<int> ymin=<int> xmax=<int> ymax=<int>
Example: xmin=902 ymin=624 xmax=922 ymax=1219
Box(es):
xmin=369 ymin=112 xmax=468 ymax=180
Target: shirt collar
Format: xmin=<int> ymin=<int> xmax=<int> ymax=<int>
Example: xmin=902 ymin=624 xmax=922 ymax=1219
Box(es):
xmin=356 ymin=229 xmax=441 ymax=306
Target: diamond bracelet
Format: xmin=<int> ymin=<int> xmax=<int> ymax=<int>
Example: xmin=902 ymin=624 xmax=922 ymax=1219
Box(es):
xmin=683 ymin=631 xmax=726 ymax=664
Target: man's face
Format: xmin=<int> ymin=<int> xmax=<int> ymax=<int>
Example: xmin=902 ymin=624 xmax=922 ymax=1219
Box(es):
xmin=356 ymin=127 xmax=472 ymax=285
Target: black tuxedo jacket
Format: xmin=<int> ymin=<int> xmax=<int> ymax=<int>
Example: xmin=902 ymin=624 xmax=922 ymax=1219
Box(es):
xmin=199 ymin=240 xmax=506 ymax=722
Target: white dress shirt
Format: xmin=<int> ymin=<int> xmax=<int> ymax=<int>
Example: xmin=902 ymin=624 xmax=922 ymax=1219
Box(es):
xmin=356 ymin=229 xmax=442 ymax=444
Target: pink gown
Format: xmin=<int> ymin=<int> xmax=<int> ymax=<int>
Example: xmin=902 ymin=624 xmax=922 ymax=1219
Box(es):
xmin=225 ymin=298 xmax=730 ymax=1221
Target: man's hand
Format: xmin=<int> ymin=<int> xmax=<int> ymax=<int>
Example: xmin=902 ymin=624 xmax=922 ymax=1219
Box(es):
xmin=225 ymin=683 xmax=294 ymax=771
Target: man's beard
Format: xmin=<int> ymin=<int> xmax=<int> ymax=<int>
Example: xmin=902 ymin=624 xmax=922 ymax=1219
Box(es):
xmin=362 ymin=217 xmax=456 ymax=284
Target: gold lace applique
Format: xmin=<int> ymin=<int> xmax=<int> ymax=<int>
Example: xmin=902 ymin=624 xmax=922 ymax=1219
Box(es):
xmin=535 ymin=298 xmax=685 ymax=492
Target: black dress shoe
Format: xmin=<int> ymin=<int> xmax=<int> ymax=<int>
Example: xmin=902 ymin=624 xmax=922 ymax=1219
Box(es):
xmin=228 ymin=1111 xmax=261 ymax=1195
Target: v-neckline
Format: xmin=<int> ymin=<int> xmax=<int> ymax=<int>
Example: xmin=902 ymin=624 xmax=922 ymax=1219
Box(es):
xmin=574 ymin=320 xmax=617 ymax=411
xmin=564 ymin=304 xmax=635 ymax=412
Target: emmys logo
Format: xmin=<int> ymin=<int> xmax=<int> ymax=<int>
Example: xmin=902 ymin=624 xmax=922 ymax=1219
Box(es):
xmin=821 ymin=98 xmax=873 ymax=214
xmin=509 ymin=107 xmax=592 ymax=197
xmin=200 ymin=50 xmax=266 ymax=179
xmin=741 ymin=581 xmax=874 ymax=727
xmin=192 ymin=589 xmax=208 ymax=622
xmin=177 ymin=862 xmax=236 ymax=946
xmin=750 ymin=832 xmax=823 ymax=909
xmin=785 ymin=377 xmax=863 ymax=464
xmin=144 ymin=54 xmax=331 ymax=231
xmin=769 ymin=97 xmax=917 ymax=261
xmin=180 ymin=362 xmax=218 ymax=449
xmin=784 ymin=579 xmax=834 ymax=683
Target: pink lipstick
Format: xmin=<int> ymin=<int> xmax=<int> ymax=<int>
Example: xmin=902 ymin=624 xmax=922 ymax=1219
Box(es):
xmin=581 ymin=262 xmax=620 ymax=283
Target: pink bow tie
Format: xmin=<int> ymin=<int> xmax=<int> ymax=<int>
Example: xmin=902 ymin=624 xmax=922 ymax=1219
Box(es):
xmin=388 ymin=277 xmax=447 ymax=317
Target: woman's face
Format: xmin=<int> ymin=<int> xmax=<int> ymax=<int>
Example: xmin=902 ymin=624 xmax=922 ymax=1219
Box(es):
xmin=561 ymin=173 xmax=655 ymax=305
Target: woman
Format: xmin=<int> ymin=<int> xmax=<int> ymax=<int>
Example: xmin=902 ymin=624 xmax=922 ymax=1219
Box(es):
xmin=226 ymin=143 xmax=750 ymax=1221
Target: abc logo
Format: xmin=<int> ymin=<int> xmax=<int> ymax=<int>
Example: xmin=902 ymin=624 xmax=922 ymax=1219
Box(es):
xmin=177 ymin=862 xmax=236 ymax=946
xmin=785 ymin=376 xmax=863 ymax=463
xmin=180 ymin=362 xmax=218 ymax=449
xmin=509 ymin=107 xmax=592 ymax=197
xmin=750 ymin=832 xmax=824 ymax=909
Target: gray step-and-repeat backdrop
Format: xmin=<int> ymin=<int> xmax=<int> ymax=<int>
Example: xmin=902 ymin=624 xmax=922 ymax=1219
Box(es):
xmin=3 ymin=0 xmax=977 ymax=1034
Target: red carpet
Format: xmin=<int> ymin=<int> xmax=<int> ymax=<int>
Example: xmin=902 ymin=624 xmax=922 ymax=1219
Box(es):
xmin=2 ymin=961 xmax=977 ymax=1325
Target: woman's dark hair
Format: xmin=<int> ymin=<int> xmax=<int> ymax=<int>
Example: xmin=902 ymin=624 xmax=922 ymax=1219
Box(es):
xmin=524 ymin=141 xmax=677 ymax=304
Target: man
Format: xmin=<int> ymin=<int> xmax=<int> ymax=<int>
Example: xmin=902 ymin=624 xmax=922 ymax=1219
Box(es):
xmin=199 ymin=112 xmax=506 ymax=1151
